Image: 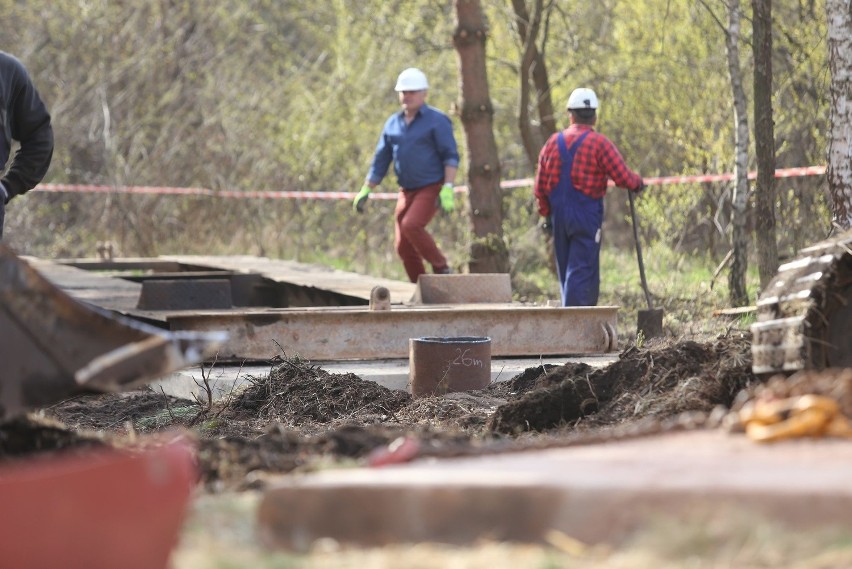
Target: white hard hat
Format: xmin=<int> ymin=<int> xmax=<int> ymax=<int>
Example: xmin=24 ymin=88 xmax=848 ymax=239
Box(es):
xmin=395 ymin=68 xmax=429 ymax=91
xmin=566 ymin=87 xmax=599 ymax=111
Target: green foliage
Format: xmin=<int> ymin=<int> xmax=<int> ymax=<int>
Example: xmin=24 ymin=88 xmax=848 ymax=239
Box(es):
xmin=598 ymin=240 xmax=761 ymax=338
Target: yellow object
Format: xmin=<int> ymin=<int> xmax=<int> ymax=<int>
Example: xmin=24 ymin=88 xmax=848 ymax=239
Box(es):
xmin=740 ymin=394 xmax=851 ymax=443
xmin=792 ymin=394 xmax=840 ymax=415
xmin=439 ymin=183 xmax=455 ymax=212
xmin=745 ymin=407 xmax=831 ymax=442
xmin=544 ymin=530 xmax=589 ymax=556
xmin=738 ymin=400 xmax=781 ymax=426
xmin=825 ymin=413 xmax=852 ymax=437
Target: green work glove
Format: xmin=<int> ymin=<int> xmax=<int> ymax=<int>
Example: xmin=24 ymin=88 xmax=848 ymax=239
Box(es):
xmin=439 ymin=183 xmax=455 ymax=213
xmin=353 ymin=184 xmax=371 ymax=213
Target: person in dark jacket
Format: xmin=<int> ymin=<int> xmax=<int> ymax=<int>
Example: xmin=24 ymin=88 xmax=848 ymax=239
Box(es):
xmin=534 ymin=87 xmax=644 ymax=306
xmin=0 ymin=51 xmax=54 ymax=240
xmin=352 ymin=67 xmax=459 ymax=282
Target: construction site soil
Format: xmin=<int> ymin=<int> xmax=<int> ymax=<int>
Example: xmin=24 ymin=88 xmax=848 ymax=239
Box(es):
xmin=3 ymin=331 xmax=849 ymax=492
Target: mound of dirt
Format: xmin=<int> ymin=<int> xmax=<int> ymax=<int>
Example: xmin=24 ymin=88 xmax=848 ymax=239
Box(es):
xmin=47 ymin=391 xmax=194 ymax=432
xmin=488 ymin=334 xmax=754 ymax=434
xmin=224 ymin=356 xmax=412 ymax=428
xmin=486 ymin=363 xmax=583 ymax=399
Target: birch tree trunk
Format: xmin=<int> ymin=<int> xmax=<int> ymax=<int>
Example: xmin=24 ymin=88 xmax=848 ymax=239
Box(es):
xmin=726 ymin=0 xmax=751 ymax=306
xmin=827 ymin=0 xmax=852 ymax=231
xmin=752 ymin=0 xmax=778 ymax=288
xmin=454 ymin=0 xmax=510 ymax=273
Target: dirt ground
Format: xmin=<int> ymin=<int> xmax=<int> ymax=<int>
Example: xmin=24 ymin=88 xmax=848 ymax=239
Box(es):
xmin=5 ymin=325 xmax=852 ymax=495
xmin=1 ymin=330 xmax=765 ymax=492
xmin=8 ymin=327 xmax=852 ymax=567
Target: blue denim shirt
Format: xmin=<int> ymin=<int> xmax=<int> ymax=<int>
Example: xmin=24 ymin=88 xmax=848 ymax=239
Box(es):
xmin=367 ymin=104 xmax=459 ymax=190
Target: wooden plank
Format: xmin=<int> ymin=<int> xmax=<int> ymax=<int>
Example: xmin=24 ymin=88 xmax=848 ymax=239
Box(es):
xmin=30 ymin=254 xmax=416 ymax=315
xmin=414 ymin=274 xmax=512 ymax=304
xmin=54 ymin=258 xmax=185 ymax=272
xmin=161 ymin=255 xmax=417 ymax=304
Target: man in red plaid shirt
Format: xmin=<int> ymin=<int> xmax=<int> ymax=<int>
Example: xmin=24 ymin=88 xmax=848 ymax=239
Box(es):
xmin=534 ymin=87 xmax=644 ymax=306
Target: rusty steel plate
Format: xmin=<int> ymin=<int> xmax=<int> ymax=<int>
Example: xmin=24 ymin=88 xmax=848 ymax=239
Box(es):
xmin=413 ymin=274 xmax=513 ymax=304
xmin=0 ymin=245 xmax=226 ymax=419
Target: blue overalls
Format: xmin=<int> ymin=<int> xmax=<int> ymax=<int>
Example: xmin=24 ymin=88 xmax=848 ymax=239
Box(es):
xmin=550 ymin=131 xmax=603 ymax=306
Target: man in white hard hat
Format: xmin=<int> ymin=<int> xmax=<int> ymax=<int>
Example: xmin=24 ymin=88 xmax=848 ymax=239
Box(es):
xmin=353 ymin=67 xmax=459 ymax=282
xmin=534 ymin=87 xmax=644 ymax=306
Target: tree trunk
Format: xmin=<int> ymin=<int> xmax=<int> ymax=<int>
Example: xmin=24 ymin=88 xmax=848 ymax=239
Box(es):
xmin=726 ymin=0 xmax=750 ymax=306
xmin=752 ymin=0 xmax=778 ymax=289
xmin=827 ymin=0 xmax=852 ymax=231
xmin=453 ymin=0 xmax=510 ymax=273
xmin=511 ymin=0 xmax=557 ymax=168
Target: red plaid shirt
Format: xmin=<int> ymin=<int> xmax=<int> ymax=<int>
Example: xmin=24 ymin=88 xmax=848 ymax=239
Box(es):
xmin=534 ymin=124 xmax=642 ymax=216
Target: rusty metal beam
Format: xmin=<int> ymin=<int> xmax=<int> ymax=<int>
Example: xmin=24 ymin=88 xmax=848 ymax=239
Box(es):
xmin=166 ymin=304 xmax=619 ymax=361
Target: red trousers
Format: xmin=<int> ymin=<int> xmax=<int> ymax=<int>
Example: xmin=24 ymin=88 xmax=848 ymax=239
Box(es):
xmin=394 ymin=182 xmax=448 ymax=282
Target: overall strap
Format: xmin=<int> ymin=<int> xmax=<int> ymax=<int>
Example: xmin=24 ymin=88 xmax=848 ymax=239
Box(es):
xmin=556 ymin=130 xmax=591 ymax=163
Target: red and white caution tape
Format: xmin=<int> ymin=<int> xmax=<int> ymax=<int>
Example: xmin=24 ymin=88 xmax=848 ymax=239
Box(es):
xmin=33 ymin=165 xmax=826 ymax=200
xmin=34 ymin=183 xmax=401 ymax=201
xmin=495 ymin=165 xmax=828 ymax=190
xmin=641 ymin=165 xmax=826 ymax=186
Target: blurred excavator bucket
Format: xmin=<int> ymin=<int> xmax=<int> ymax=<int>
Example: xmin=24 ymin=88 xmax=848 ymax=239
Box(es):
xmin=0 ymin=244 xmax=226 ymax=420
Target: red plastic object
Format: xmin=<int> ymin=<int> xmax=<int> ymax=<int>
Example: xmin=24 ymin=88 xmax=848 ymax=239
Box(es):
xmin=0 ymin=435 xmax=197 ymax=569
xmin=368 ymin=436 xmax=421 ymax=467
